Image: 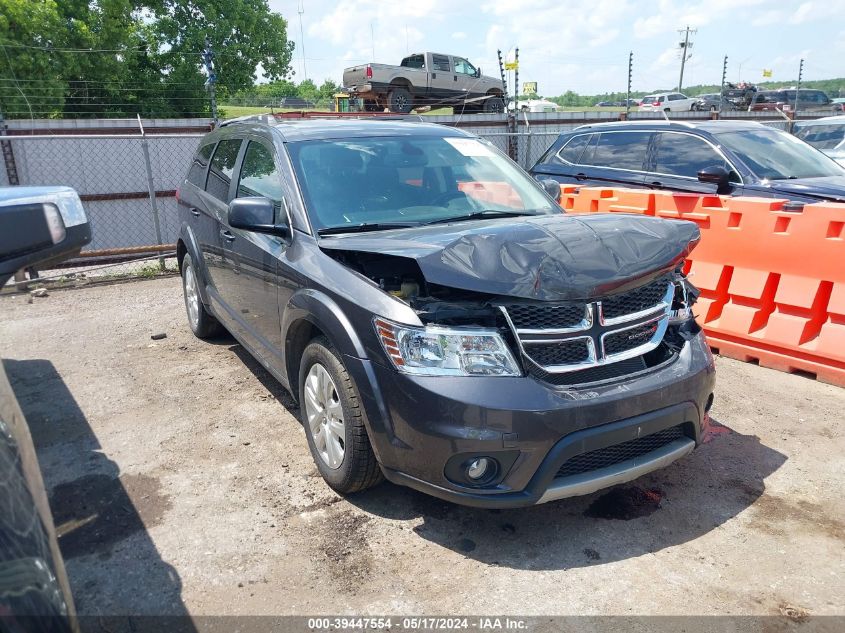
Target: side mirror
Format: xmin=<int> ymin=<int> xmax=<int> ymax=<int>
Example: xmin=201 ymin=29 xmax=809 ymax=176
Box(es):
xmin=228 ymin=197 xmax=289 ymax=239
xmin=476 ymin=67 xmax=481 ymax=78
xmin=697 ymin=166 xmax=733 ymax=193
xmin=539 ymin=178 xmax=562 ymax=203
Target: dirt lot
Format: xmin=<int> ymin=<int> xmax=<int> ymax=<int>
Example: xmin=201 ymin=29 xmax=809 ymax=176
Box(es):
xmin=1 ymin=276 xmax=843 ymax=618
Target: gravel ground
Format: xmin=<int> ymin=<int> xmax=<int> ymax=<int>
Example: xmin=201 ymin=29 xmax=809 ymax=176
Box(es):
xmin=0 ymin=276 xmax=843 ymax=619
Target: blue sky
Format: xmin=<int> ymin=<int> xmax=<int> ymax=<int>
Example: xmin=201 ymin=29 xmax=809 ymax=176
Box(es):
xmin=268 ymin=0 xmax=845 ymax=96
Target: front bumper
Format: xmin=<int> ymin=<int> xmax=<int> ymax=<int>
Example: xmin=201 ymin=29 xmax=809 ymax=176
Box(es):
xmin=346 ymin=332 xmax=715 ymax=508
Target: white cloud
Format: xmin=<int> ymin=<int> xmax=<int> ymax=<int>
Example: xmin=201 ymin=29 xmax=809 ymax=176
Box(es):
xmin=791 ymin=2 xmax=813 ymax=23
xmin=267 ymin=0 xmax=845 ymax=95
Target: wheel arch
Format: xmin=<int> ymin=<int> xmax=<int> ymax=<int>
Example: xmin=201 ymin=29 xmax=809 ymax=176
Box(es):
xmin=388 ymin=77 xmax=414 ymax=93
xmin=177 ymin=224 xmax=212 ymax=305
xmin=282 ymin=289 xmax=369 ymax=402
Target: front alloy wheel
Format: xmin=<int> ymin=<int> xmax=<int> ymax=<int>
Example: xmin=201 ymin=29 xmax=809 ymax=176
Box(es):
xmin=303 ymin=362 xmax=345 ymax=469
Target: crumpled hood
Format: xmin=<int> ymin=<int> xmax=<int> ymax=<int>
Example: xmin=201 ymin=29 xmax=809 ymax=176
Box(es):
xmin=319 ymin=214 xmax=700 ymax=301
xmin=767 ymin=175 xmax=845 ymax=202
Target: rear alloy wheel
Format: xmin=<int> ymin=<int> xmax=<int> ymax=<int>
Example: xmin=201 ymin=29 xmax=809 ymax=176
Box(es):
xmin=484 ymin=96 xmax=505 ymax=114
xmin=388 ymin=87 xmax=413 ymax=113
xmin=181 ymin=253 xmax=222 ymax=338
xmin=299 ymin=337 xmax=382 ymax=493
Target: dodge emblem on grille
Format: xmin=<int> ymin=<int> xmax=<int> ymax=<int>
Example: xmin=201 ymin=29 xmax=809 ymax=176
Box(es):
xmin=627 ymin=324 xmax=658 ymax=342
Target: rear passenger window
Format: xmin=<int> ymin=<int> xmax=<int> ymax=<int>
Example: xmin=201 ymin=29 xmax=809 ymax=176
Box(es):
xmin=187 ymin=143 xmax=215 ymax=187
xmin=556 ymin=134 xmax=592 ymax=164
xmin=432 ymin=55 xmax=451 ymax=72
xmin=206 ymin=139 xmax=242 ymax=202
xmin=654 ymin=133 xmax=728 ymax=179
xmin=237 ymin=142 xmax=283 ymax=214
xmin=582 ymin=132 xmax=651 ymax=171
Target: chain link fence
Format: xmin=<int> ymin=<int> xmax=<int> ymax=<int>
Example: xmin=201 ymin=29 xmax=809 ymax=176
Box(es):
xmin=0 ymin=110 xmax=821 ymax=288
xmin=3 ymin=131 xmax=203 ymax=285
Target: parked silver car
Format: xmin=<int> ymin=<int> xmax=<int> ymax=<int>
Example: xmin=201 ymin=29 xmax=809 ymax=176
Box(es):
xmin=794 ymin=116 xmax=845 ymax=167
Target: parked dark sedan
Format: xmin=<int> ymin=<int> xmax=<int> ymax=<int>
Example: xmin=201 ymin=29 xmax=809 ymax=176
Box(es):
xmin=531 ymin=121 xmax=845 ymax=203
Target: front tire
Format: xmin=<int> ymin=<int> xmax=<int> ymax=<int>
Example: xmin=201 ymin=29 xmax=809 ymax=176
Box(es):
xmin=299 ymin=337 xmax=382 ymax=494
xmin=181 ymin=253 xmax=223 ymax=339
xmin=484 ymin=96 xmax=505 ymax=114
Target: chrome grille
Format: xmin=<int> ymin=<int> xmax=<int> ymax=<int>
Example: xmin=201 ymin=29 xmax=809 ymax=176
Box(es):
xmin=524 ymin=339 xmax=591 ymax=366
xmin=602 ymin=321 xmax=661 ymax=357
xmin=601 ymin=278 xmax=671 ymax=321
xmin=500 ymin=277 xmax=674 ymax=375
xmin=506 ymin=304 xmax=586 ymax=330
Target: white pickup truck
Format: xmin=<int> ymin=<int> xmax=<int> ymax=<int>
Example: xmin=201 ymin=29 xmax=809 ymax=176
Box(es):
xmin=342 ymin=52 xmax=506 ymax=114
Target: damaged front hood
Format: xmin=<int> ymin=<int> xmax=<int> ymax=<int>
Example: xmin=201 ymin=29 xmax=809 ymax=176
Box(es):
xmin=319 ymin=214 xmax=700 ymax=301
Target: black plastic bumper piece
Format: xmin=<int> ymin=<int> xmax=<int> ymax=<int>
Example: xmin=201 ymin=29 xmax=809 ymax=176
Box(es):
xmin=380 ymin=401 xmax=701 ymax=509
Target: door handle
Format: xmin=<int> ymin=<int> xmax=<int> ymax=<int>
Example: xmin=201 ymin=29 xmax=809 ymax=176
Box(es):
xmin=220 ymin=229 xmax=236 ymax=242
xmin=190 ymin=208 xmax=200 ymax=217
xmin=575 ymin=173 xmax=587 ymax=181
xmin=650 ymin=181 xmax=663 ymax=187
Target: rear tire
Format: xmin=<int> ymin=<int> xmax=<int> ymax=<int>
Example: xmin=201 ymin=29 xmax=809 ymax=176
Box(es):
xmin=484 ymin=96 xmax=505 ymax=114
xmin=299 ymin=337 xmax=383 ymax=494
xmin=387 ymin=87 xmax=413 ymax=113
xmin=181 ymin=253 xmax=223 ymax=339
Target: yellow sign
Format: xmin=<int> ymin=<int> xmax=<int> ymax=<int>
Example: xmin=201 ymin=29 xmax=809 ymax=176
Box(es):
xmin=523 ymin=81 xmax=537 ymax=95
xmin=762 ymin=69 xmax=773 ymax=77
xmin=504 ymin=61 xmax=518 ymax=70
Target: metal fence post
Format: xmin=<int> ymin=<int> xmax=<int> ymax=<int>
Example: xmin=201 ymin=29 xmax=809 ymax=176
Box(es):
xmin=522 ymin=110 xmax=531 ymax=170
xmin=138 ymin=115 xmax=166 ymax=270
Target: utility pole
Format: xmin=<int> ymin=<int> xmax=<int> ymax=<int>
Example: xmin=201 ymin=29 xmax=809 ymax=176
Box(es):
xmin=626 ymin=51 xmax=633 ymax=116
xmin=202 ymin=38 xmax=218 ymax=127
xmin=794 ymin=58 xmax=804 ymax=113
xmin=677 ymin=26 xmax=696 ymax=92
xmin=719 ymin=55 xmax=728 ymax=116
xmin=298 ymin=1 xmax=307 ymax=80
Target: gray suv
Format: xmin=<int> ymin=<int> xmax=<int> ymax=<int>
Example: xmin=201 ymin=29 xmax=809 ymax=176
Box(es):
xmin=176 ymin=115 xmax=715 ymax=508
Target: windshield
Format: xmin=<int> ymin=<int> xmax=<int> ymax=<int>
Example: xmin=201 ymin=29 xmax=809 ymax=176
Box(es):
xmin=715 ymin=128 xmax=845 ymax=180
xmin=794 ymin=123 xmax=845 ymax=150
xmin=286 ymin=135 xmax=559 ymax=232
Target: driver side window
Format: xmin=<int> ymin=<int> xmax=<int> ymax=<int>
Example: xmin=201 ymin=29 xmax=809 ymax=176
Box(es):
xmin=236 ymin=141 xmax=283 ymax=219
xmin=453 ymin=58 xmax=476 ymax=76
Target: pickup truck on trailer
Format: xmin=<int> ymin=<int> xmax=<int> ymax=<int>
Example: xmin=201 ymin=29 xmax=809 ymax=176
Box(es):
xmin=343 ymin=52 xmax=506 ymax=114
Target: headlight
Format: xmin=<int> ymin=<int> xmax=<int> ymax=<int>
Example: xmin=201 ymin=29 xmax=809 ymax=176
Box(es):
xmin=374 ymin=317 xmax=521 ymax=377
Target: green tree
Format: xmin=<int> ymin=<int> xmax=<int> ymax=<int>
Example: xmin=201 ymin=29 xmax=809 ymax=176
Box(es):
xmin=0 ymin=0 xmax=295 ymax=118
xmin=0 ymin=0 xmax=72 ymax=117
xmin=148 ymin=0 xmax=294 ymax=97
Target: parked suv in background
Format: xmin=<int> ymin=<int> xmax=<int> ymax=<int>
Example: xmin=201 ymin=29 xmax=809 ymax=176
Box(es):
xmin=794 ymin=115 xmax=845 ymax=167
xmin=175 ymin=115 xmax=715 ymax=508
xmin=749 ymin=89 xmax=832 ymax=112
xmin=638 ymin=92 xmax=697 ymax=112
xmin=531 ymin=121 xmax=845 ymax=203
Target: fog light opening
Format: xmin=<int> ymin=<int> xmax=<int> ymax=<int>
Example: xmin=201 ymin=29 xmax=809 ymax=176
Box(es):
xmin=466 ymin=458 xmax=491 ymax=481
xmin=705 ymin=393 xmax=714 ymax=413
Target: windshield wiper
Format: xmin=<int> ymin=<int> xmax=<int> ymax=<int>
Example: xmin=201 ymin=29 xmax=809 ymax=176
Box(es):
xmin=423 ymin=209 xmax=540 ymax=225
xmin=317 ymin=221 xmax=421 ymax=236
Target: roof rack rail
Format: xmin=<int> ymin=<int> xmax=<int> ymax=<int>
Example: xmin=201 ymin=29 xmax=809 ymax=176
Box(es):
xmin=218 ymin=110 xmax=426 ymax=127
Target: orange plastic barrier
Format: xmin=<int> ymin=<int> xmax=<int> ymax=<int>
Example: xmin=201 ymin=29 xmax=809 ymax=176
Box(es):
xmin=559 ymin=185 xmax=845 ymax=387
xmin=458 ymin=181 xmax=522 ymax=208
